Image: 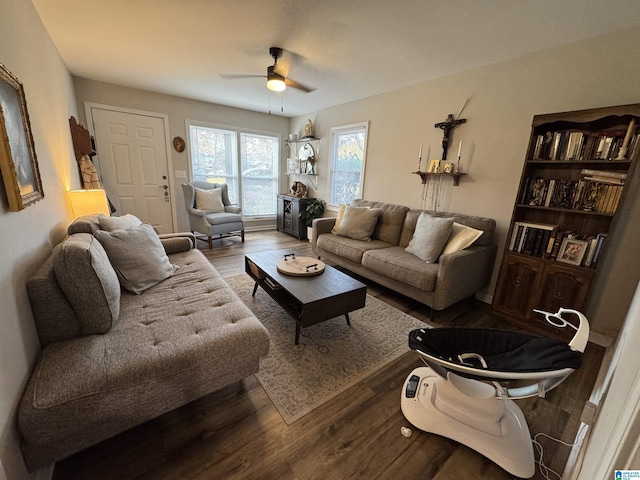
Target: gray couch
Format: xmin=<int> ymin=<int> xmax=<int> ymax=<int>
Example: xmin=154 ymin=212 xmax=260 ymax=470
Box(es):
xmin=312 ymin=200 xmax=497 ymax=315
xmin=19 ymin=216 xmax=270 ymax=470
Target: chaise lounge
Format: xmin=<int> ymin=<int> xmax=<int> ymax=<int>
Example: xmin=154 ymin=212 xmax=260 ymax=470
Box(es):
xmin=18 ymin=214 xmax=269 ymax=470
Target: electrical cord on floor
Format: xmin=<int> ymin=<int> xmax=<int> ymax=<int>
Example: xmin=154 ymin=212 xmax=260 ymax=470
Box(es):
xmin=532 ymin=432 xmax=577 ymax=480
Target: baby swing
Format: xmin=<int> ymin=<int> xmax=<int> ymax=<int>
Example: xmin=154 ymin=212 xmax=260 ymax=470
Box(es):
xmin=401 ymin=307 xmax=588 ymax=478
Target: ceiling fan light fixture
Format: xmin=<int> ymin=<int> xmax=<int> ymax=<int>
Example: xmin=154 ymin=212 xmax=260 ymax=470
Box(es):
xmin=267 ymin=77 xmax=286 ymax=92
xmin=266 ymin=66 xmax=286 ymax=92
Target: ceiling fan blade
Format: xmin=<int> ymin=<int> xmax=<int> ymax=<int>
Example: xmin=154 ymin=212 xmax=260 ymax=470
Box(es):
xmin=284 ymin=77 xmax=315 ymax=93
xmin=220 ymin=73 xmax=265 ymax=80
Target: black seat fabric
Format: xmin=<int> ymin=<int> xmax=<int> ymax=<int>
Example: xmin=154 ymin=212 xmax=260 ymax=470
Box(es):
xmin=409 ymin=328 xmax=582 ymax=373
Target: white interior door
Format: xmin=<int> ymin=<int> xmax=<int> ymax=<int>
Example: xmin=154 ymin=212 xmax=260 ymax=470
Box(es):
xmin=89 ymin=106 xmax=174 ymax=234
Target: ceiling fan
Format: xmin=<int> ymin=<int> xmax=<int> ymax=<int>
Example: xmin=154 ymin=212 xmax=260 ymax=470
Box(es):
xmin=223 ymin=47 xmax=315 ymax=93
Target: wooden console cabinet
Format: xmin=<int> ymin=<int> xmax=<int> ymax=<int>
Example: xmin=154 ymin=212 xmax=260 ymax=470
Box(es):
xmin=277 ymin=194 xmax=312 ymax=240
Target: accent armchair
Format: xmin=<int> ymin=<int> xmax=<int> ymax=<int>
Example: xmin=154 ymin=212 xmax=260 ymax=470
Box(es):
xmin=181 ymin=181 xmax=245 ymax=249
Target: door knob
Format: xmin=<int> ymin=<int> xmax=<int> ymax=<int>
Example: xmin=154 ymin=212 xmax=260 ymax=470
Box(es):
xmin=159 ymin=185 xmax=168 ymax=190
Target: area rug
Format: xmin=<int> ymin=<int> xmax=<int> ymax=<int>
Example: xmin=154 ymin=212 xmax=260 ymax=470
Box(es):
xmin=224 ymin=274 xmax=427 ymax=424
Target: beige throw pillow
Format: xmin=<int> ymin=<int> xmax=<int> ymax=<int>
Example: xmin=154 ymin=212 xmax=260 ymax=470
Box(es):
xmin=405 ymin=213 xmax=455 ymax=263
xmin=93 ymin=223 xmax=177 ymax=294
xmin=331 ymin=204 xmax=347 ymax=234
xmin=442 ymin=222 xmax=484 ymax=255
xmin=334 ymin=205 xmax=381 ymax=241
xmin=195 ymin=187 xmax=225 ymax=213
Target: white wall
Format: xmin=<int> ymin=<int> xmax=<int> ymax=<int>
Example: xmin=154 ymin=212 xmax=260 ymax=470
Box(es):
xmin=292 ymin=26 xmax=640 ymax=337
xmin=72 ymin=79 xmax=291 ymax=233
xmin=0 ymin=0 xmax=79 ymax=478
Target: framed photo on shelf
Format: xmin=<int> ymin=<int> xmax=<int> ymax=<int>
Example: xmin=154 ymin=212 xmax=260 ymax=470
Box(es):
xmin=428 ymin=159 xmax=441 ymax=173
xmin=0 ymin=64 xmax=43 ymax=211
xmin=556 ymin=238 xmax=588 ymax=266
xmin=287 ymin=158 xmax=300 ymax=174
xmin=443 ymin=162 xmax=454 ymax=173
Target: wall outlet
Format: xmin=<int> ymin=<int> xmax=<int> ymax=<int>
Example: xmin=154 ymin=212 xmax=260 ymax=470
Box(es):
xmin=175 ymin=170 xmax=187 ymax=178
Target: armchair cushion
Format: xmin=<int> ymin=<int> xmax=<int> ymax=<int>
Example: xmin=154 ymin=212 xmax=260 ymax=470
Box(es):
xmin=205 ymin=211 xmax=244 ymax=225
xmin=94 ymin=223 xmax=177 ymax=294
xmin=195 ymin=187 xmax=225 ymax=213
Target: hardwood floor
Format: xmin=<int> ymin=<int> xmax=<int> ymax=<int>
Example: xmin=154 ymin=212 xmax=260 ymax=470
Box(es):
xmin=52 ymin=231 xmax=605 ymax=480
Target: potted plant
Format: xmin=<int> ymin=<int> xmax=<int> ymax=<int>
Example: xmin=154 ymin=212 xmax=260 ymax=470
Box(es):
xmin=299 ymin=198 xmax=326 ymax=241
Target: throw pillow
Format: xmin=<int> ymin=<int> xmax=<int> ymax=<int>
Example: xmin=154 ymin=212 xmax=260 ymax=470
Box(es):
xmin=331 ymin=204 xmax=347 ymax=234
xmin=97 ymin=213 xmax=142 ymax=232
xmin=93 ymin=223 xmax=177 ymax=294
xmin=405 ymin=213 xmax=455 ymax=263
xmin=195 ymin=187 xmax=225 ymax=213
xmin=442 ymin=222 xmax=484 ymax=255
xmin=53 ymin=233 xmax=121 ymax=333
xmin=334 ymin=205 xmax=381 ymax=241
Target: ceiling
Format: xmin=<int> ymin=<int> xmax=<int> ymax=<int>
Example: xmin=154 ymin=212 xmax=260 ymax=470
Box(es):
xmin=32 ymin=0 xmax=640 ymax=117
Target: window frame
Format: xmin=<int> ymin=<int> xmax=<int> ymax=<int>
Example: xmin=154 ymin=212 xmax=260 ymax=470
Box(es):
xmin=328 ymin=121 xmax=369 ymax=210
xmin=186 ymin=120 xmax=281 ymax=219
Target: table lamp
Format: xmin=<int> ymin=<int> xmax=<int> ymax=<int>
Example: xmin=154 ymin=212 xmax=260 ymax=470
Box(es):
xmin=68 ymin=189 xmax=110 ymax=218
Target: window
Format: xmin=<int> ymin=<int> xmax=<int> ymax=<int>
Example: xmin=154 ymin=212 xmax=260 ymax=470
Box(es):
xmin=329 ymin=122 xmax=368 ymax=206
xmin=188 ymin=123 xmax=279 ymax=216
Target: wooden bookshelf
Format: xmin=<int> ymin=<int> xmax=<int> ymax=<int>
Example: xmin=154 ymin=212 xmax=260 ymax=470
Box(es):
xmin=492 ymin=103 xmax=640 ymax=339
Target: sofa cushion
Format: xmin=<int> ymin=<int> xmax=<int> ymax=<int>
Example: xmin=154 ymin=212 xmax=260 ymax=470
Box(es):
xmin=362 ymin=246 xmax=439 ymax=291
xmin=97 ymin=214 xmax=142 ymax=231
xmin=67 ymin=214 xmax=101 ymax=235
xmin=405 ymin=213 xmax=454 ymax=263
xmin=443 ymin=222 xmax=484 ymax=254
xmin=352 ymin=200 xmax=409 ymax=244
xmin=317 ymin=233 xmax=391 ymax=263
xmin=53 ymin=233 xmax=121 ymax=334
xmin=94 ymin=223 xmax=177 ymax=294
xmin=195 ymin=187 xmax=225 ymax=213
xmin=334 ymin=205 xmax=381 ymax=241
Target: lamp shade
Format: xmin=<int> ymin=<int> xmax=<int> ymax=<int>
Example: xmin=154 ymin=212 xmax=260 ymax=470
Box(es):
xmin=266 ymin=66 xmax=286 ymax=92
xmin=68 ymin=189 xmax=110 ymax=218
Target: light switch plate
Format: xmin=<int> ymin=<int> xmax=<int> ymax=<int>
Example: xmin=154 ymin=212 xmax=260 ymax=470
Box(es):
xmin=175 ymin=170 xmax=187 ymax=178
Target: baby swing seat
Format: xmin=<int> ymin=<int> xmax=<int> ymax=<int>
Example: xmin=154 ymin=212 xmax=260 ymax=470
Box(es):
xmin=400 ymin=308 xmax=588 ymax=478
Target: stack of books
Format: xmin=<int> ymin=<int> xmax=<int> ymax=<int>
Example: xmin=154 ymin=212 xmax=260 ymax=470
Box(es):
xmin=508 ymin=221 xmax=608 ymax=268
xmin=532 ymin=129 xmax=640 ymax=161
xmin=519 ymin=169 xmax=626 ymax=214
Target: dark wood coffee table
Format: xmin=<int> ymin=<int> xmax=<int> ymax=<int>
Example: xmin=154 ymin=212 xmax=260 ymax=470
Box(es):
xmin=245 ymin=249 xmax=367 ymax=344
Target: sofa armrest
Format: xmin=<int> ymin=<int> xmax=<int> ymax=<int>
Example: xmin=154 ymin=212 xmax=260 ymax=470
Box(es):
xmin=159 ymin=232 xmax=196 ymax=254
xmin=311 ymin=217 xmax=336 ymax=254
xmin=432 ymin=244 xmax=498 ymax=310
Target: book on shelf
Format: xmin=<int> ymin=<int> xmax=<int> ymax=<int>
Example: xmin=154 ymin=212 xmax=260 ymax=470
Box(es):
xmin=590 ymin=233 xmax=608 ymax=267
xmin=519 ymin=169 xmax=626 ymax=214
xmin=532 ymin=129 xmax=628 ymax=161
xmin=580 ymin=169 xmax=627 ymax=180
xmin=508 ymin=221 xmax=557 ymax=257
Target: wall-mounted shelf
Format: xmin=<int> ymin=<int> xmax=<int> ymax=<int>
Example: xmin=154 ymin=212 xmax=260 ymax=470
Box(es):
xmin=286 ymin=172 xmax=318 ymax=189
xmin=286 ymin=137 xmax=320 ymax=189
xmin=412 ymin=171 xmax=466 ymax=186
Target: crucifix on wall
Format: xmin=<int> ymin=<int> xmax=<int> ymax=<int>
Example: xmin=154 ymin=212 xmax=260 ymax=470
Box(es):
xmin=435 ymin=113 xmax=466 ymax=160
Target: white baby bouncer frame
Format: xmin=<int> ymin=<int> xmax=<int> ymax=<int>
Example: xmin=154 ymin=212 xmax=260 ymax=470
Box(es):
xmin=401 ymin=308 xmax=589 ymax=478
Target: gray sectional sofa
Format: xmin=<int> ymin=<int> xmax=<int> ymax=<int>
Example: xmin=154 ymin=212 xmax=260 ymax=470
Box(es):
xmin=312 ymin=200 xmax=497 ymax=314
xmin=19 ymin=215 xmax=270 ymax=470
